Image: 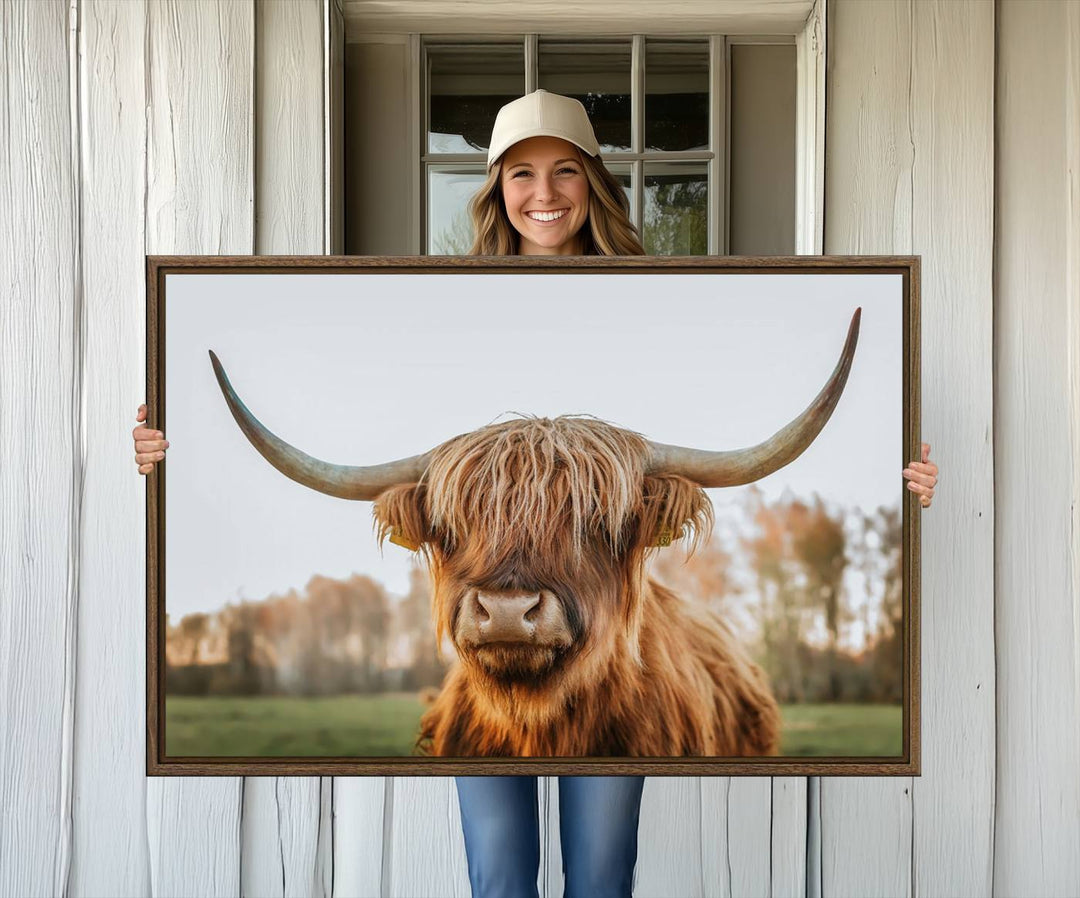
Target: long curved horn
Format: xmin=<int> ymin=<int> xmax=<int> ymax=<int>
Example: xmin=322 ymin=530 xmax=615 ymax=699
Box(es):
xmin=208 ymin=350 xmax=431 ymax=500
xmin=645 ymin=307 xmax=861 ymax=487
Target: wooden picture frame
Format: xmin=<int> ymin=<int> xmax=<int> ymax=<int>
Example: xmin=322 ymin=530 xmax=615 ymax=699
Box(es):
xmin=146 ymin=255 xmax=920 ymax=776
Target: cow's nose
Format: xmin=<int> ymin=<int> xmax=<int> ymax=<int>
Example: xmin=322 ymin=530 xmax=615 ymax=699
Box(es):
xmin=474 ymin=592 xmax=543 ymax=643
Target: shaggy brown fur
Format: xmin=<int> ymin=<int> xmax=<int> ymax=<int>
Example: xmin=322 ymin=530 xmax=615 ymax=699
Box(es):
xmin=417 ymin=579 xmax=781 ymax=756
xmin=372 ymin=415 xmax=782 ymax=758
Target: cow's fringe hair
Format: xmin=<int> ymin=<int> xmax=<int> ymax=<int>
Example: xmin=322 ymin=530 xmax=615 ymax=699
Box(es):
xmin=640 ymin=473 xmax=715 ymax=559
xmin=423 ymin=416 xmax=652 ymax=559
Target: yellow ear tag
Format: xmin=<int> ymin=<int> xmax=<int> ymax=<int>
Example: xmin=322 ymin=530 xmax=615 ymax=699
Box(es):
xmin=389 ymin=528 xmax=420 ymax=551
xmin=654 ymin=527 xmax=674 ymax=548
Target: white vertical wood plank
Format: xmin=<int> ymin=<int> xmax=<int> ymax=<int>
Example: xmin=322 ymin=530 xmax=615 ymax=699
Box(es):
xmin=69 ymin=0 xmax=152 ymax=894
xmin=699 ymin=779 xmax=775 ymax=898
xmin=147 ymin=777 xmax=243 ymax=896
xmin=823 ymin=3 xmax=914 ymax=894
xmin=822 ymin=780 xmax=911 ymax=897
xmin=636 ymin=778 xmax=704 ymax=898
xmin=255 ymin=0 xmax=325 ymax=257
xmin=994 ymin=1 xmax=1080 ymax=892
xmin=143 ymin=0 xmax=254 ymax=254
xmin=386 ymin=777 xmax=470 ymax=898
xmin=242 ymin=778 xmax=326 ymax=898
xmin=908 ymin=2 xmax=995 ymax=896
xmin=333 ymin=778 xmax=385 ymax=897
xmin=827 ymin=0 xmax=997 ymax=894
xmin=0 ymin=1 xmax=78 ymax=895
xmin=770 ymin=777 xmax=808 ymax=897
xmin=243 ymin=2 xmax=328 ymax=895
xmin=701 ymin=779 xmax=732 ymax=898
xmin=825 ymin=0 xmax=913 ymax=254
xmin=144 ymin=1 xmax=254 ymax=893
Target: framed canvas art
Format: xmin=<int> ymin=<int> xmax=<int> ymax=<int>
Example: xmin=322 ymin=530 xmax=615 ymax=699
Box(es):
xmin=145 ymin=255 xmax=920 ymax=776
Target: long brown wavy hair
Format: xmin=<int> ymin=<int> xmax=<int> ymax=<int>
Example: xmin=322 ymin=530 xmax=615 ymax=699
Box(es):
xmin=467 ymin=147 xmax=645 ymax=256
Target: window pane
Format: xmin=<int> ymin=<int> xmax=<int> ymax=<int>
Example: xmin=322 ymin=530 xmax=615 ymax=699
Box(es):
xmin=604 ymin=163 xmax=634 ymax=217
xmin=538 ymin=40 xmax=632 ymax=153
xmin=645 ymin=40 xmax=709 ymax=152
xmin=428 ymin=44 xmax=524 ymax=154
xmin=643 ymin=163 xmax=707 ymax=255
xmin=428 ymin=167 xmax=486 ymax=254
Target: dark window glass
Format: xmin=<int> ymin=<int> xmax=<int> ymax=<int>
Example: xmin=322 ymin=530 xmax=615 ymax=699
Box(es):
xmin=538 ymin=41 xmax=632 ymax=153
xmin=428 ymin=44 xmax=525 ymax=153
xmin=645 ymin=40 xmax=709 ymax=152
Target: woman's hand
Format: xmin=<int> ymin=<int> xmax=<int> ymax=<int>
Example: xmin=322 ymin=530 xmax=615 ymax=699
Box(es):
xmin=903 ymin=442 xmax=938 ymax=508
xmin=133 ymin=403 xmax=169 ymax=474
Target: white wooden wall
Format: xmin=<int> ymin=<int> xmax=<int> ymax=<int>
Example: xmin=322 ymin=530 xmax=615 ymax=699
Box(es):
xmin=824 ymin=1 xmax=995 ymax=894
xmin=994 ymin=0 xmax=1080 ymax=892
xmin=1 ymin=1 xmax=1078 ymax=896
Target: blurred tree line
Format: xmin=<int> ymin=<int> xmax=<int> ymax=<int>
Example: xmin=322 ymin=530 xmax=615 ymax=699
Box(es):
xmin=652 ymin=485 xmax=904 ymax=704
xmin=167 ymin=488 xmax=903 ymax=702
xmin=166 ymin=567 xmax=446 ymax=696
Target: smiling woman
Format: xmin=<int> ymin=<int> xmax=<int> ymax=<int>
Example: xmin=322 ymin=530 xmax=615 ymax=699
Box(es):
xmin=465 ymin=89 xmax=645 ymax=257
xmin=499 ymin=138 xmax=592 ymax=254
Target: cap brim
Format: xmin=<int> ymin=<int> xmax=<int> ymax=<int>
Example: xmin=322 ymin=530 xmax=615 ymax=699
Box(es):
xmin=487 ymin=130 xmax=600 ymax=168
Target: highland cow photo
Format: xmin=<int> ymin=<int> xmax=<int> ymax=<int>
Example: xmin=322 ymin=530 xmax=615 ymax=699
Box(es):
xmin=148 ymin=257 xmax=918 ymax=774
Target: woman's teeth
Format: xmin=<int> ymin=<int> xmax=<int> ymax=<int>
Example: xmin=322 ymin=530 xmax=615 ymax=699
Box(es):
xmin=527 ymin=209 xmax=567 ymax=222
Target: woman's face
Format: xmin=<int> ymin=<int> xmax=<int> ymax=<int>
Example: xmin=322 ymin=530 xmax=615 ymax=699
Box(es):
xmin=499 ymin=136 xmax=590 ymax=255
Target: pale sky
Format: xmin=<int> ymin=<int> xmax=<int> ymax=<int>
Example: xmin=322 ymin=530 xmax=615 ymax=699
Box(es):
xmin=163 ymin=271 xmax=904 ymax=623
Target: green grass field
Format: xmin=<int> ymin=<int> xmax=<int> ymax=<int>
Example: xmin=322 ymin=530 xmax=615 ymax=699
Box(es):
xmin=165 ymin=693 xmax=902 ymax=758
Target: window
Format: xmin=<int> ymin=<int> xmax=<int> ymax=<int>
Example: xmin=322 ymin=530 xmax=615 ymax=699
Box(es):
xmin=341 ymin=34 xmax=798 ymax=256
xmin=422 ymin=35 xmax=793 ymax=257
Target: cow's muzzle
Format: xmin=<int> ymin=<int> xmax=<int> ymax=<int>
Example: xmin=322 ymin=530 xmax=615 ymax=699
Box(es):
xmin=457 ymin=589 xmax=573 ymax=649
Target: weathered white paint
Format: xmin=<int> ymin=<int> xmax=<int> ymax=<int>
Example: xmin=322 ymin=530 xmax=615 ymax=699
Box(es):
xmin=143 ymin=1 xmax=253 ymax=892
xmin=69 ymin=1 xmax=152 ymax=895
xmin=333 ymin=778 xmax=385 ymax=896
xmin=636 ymin=778 xmax=705 ymax=897
xmin=0 ymin=1 xmax=78 ymax=895
xmin=824 ymin=3 xmax=996 ymax=897
xmin=704 ymin=779 xmax=777 ymax=897
xmin=907 ymin=3 xmax=996 ymax=894
xmin=241 ymin=777 xmax=325 ymax=898
xmin=995 ymin=0 xmax=1080 ymax=892
xmin=386 ymin=777 xmax=470 ymax=897
xmin=342 ymin=0 xmax=815 ymax=39
xmin=769 ymin=777 xmax=809 ymax=897
xmin=255 ymin=0 xmax=325 ymax=257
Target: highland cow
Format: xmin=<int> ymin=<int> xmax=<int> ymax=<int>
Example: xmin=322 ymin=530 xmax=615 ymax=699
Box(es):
xmin=208 ymin=307 xmax=860 ymax=758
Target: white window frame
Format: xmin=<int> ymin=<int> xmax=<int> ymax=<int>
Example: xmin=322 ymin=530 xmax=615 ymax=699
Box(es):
xmin=391 ymin=0 xmax=826 ymax=255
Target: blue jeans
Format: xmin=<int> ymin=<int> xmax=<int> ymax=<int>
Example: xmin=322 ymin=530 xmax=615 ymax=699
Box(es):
xmin=454 ymin=775 xmax=646 ymax=898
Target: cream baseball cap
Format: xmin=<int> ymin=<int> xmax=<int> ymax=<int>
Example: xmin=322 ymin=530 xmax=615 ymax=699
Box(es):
xmin=486 ymin=89 xmax=601 ymax=169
